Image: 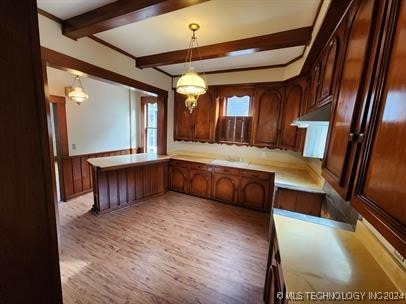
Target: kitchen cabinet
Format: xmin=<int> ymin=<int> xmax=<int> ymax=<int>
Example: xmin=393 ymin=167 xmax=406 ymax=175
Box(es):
xmin=189 ymin=163 xmax=212 ymax=198
xmin=240 ymin=170 xmax=271 ymax=211
xmin=251 ymin=86 xmax=284 ymax=148
xmin=264 ymin=225 xmax=286 ymax=304
xmin=212 ymin=169 xmax=240 ymax=205
xmin=322 ymin=0 xmax=377 ymax=200
xmin=275 ymin=187 xmax=324 ymax=217
xmin=306 ymin=14 xmax=344 ymax=113
xmin=279 ymin=78 xmax=307 ymax=151
xmin=173 ymin=88 xmax=216 ymax=142
xmin=350 ymin=0 xmax=406 ymax=257
xmin=168 ymin=160 xmax=274 ymax=212
xmin=168 ymin=160 xmax=189 ymax=193
xmin=88 ymin=155 xmax=169 ymax=214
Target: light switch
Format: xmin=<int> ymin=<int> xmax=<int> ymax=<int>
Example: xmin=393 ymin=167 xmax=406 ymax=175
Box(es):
xmin=72 ymin=144 xmax=76 ymax=150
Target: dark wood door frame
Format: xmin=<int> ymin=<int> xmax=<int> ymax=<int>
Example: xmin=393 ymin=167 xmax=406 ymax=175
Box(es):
xmin=49 ymin=95 xmax=68 ymax=202
xmin=0 ymin=0 xmax=62 ymax=302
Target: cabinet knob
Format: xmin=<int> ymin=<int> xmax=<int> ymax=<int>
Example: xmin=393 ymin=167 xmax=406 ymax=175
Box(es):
xmin=358 ymin=133 xmax=365 ymax=143
xmin=348 ymin=133 xmax=355 ymax=142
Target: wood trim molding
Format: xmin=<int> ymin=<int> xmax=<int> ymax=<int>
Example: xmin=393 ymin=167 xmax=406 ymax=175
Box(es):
xmin=41 ymin=47 xmax=167 ymax=96
xmin=301 ymin=0 xmax=352 ymax=74
xmin=136 ymin=27 xmax=312 ymax=68
xmin=88 ymin=35 xmax=137 ymax=60
xmin=62 ymin=0 xmax=210 ymax=39
xmin=171 ymin=54 xmax=304 ymax=77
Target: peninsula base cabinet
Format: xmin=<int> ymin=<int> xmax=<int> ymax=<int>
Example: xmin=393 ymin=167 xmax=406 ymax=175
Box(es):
xmin=91 ymin=161 xmax=168 ymax=214
xmin=168 ymin=160 xmax=275 ymax=212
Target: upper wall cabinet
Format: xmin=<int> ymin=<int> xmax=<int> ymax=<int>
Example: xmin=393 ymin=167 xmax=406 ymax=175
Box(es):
xmin=322 ymin=0 xmax=376 ymax=200
xmin=251 ymin=86 xmax=284 ymax=148
xmin=351 ymin=0 xmax=406 ymax=257
xmin=279 ymin=77 xmax=307 ymax=151
xmin=306 ymin=16 xmax=345 ymax=113
xmin=173 ymin=88 xmax=217 ymax=142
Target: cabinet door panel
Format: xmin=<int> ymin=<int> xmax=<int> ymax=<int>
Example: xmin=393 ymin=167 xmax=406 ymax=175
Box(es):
xmin=320 ymin=38 xmax=338 ymax=101
xmin=322 ymin=0 xmax=376 ymax=199
xmin=190 ymin=169 xmax=211 ymax=198
xmin=240 ymin=177 xmax=269 ymax=211
xmin=212 ymin=174 xmax=239 ymax=204
xmin=174 ymin=93 xmax=192 ymax=140
xmin=193 ymin=89 xmax=215 ymax=142
xmin=252 ymin=88 xmax=283 ymax=147
xmin=280 ymin=80 xmax=304 ymax=150
xmin=352 ymin=1 xmax=406 ymax=256
xmin=169 ymin=166 xmax=189 ymax=193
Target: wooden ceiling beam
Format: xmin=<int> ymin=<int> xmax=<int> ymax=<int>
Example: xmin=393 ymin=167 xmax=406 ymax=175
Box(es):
xmin=63 ymin=0 xmax=210 ymax=39
xmin=135 ymin=27 xmax=312 ymax=69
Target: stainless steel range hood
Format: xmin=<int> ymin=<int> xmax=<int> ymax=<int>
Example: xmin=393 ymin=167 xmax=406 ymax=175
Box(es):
xmin=291 ymin=103 xmax=331 ymax=128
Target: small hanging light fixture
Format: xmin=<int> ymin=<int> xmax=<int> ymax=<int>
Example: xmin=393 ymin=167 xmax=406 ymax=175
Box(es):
xmin=176 ymin=23 xmax=207 ymax=113
xmin=67 ymin=75 xmax=89 ymax=105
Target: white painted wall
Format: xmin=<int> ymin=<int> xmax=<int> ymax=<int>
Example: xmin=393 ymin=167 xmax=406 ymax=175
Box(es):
xmin=47 ymin=67 xmax=136 ymax=155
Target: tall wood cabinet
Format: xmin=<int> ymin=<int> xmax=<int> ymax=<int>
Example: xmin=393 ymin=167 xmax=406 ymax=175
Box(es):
xmin=350 ymin=0 xmax=406 ymax=256
xmin=173 ymin=88 xmax=217 ymax=142
xmin=279 ymin=78 xmax=307 ymax=151
xmin=319 ymin=0 xmax=405 ymax=256
xmin=322 ymin=0 xmax=378 ymax=200
xmin=251 ymin=86 xmax=284 ymax=148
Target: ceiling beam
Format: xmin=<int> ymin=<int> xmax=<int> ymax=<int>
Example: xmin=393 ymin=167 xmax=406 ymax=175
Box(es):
xmin=63 ymin=0 xmax=210 ymax=39
xmin=135 ymin=27 xmax=312 ymax=69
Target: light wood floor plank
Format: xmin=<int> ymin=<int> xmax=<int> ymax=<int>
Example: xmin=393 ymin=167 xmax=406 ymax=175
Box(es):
xmin=59 ymin=191 xmax=269 ymax=304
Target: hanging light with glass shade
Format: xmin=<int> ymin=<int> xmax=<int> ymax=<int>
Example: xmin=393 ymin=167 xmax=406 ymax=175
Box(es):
xmin=176 ymin=23 xmax=207 ymax=113
xmin=67 ymin=75 xmax=89 ymax=105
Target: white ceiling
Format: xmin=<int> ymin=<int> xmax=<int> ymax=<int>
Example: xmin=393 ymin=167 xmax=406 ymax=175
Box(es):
xmin=37 ymin=0 xmax=116 ymax=19
xmin=37 ymin=0 xmax=322 ymax=76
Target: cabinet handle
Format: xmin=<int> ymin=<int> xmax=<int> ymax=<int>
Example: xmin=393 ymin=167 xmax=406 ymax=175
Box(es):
xmin=358 ymin=133 xmax=365 ymax=143
xmin=348 ymin=133 xmax=355 ymax=142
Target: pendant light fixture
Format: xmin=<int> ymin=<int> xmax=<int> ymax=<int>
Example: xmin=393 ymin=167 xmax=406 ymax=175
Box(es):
xmin=68 ymin=75 xmax=89 ymax=105
xmin=176 ymin=23 xmax=207 ymax=113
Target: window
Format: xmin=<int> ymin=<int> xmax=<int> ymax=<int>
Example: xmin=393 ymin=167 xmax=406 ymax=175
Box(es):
xmin=224 ymin=96 xmax=250 ymax=116
xmin=144 ymin=102 xmax=157 ymax=153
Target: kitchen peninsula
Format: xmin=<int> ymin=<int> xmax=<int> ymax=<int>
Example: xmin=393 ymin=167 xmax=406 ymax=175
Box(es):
xmin=88 ymin=153 xmax=170 ymax=214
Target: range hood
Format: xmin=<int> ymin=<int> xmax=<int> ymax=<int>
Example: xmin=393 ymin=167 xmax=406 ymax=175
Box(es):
xmin=291 ymin=103 xmax=331 ymax=128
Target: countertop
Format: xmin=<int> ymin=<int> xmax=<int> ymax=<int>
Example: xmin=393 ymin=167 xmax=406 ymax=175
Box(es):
xmin=171 ymin=154 xmax=324 ymax=193
xmin=274 ymin=214 xmax=403 ymax=303
xmin=87 ymin=153 xmax=170 ymax=170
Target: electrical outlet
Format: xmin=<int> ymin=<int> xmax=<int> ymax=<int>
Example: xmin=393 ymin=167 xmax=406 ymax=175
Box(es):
xmin=72 ymin=144 xmax=76 ymax=150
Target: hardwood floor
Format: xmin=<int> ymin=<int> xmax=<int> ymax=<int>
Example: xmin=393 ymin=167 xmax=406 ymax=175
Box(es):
xmin=59 ymin=191 xmax=269 ymax=304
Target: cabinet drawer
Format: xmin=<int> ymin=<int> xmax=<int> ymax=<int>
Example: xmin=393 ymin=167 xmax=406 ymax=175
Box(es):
xmin=241 ymin=170 xmax=270 ymax=180
xmin=189 ymin=162 xmax=210 ymax=171
xmin=169 ymin=160 xmax=189 ymax=168
xmin=213 ymin=166 xmax=240 ymax=175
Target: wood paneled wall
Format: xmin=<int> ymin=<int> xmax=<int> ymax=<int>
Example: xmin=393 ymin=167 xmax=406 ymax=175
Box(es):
xmin=61 ymin=149 xmax=131 ymax=201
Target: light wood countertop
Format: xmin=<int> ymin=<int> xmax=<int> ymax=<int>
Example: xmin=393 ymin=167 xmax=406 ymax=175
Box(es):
xmin=87 ymin=153 xmax=170 ymax=170
xmin=274 ymin=214 xmax=404 ymax=303
xmin=170 ymin=154 xmax=324 ymax=193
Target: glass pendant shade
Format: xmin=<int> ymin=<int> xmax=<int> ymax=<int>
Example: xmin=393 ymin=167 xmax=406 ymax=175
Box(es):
xmin=68 ymin=86 xmax=89 ymax=104
xmin=176 ymin=67 xmax=207 ymax=96
xmin=68 ymin=75 xmax=89 ymax=105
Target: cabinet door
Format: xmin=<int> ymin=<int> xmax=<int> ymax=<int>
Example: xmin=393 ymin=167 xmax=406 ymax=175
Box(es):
xmin=192 ymin=88 xmax=216 ymax=142
xmin=306 ymin=63 xmax=321 ymax=111
xmin=240 ymin=177 xmax=269 ymax=211
xmin=252 ymin=87 xmax=283 ymax=147
xmin=322 ymin=0 xmax=377 ymax=200
xmin=352 ymin=1 xmax=406 ymax=257
xmin=173 ymin=92 xmax=193 ymax=140
xmin=169 ymin=166 xmax=189 ymax=193
xmin=190 ymin=169 xmax=211 ymax=198
xmin=212 ymin=174 xmax=239 ymax=204
xmin=279 ymin=78 xmax=306 ymax=151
